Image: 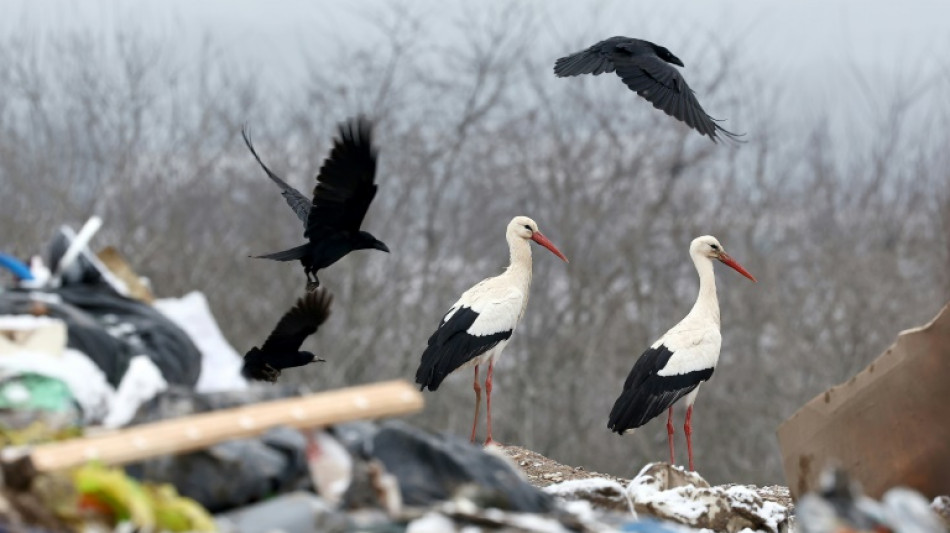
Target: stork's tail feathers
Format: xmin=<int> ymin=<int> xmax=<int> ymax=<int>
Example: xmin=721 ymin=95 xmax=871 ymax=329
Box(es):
xmin=414 ymin=346 xmax=444 ymax=392
xmin=608 ymin=389 xmax=652 ymax=435
xmin=253 ymin=244 xmax=309 ymax=262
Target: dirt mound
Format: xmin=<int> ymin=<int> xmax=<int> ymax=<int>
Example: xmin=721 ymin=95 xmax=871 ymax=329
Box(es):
xmin=499 ymin=444 xmax=793 ymax=511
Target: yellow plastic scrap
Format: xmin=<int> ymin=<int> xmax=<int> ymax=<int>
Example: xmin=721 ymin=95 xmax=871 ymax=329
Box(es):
xmin=71 ymin=463 xmax=215 ymax=532
xmin=73 ymin=463 xmax=154 ymax=529
xmin=148 ymin=484 xmax=216 ymax=533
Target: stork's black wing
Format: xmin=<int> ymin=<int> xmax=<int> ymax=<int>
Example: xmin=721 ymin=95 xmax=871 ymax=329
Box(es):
xmin=607 ymin=344 xmax=713 ymax=433
xmin=259 ymin=288 xmax=334 ymax=355
xmin=414 ymin=306 xmax=512 ymax=392
xmin=241 ymin=126 xmax=312 ymax=224
xmin=611 ymin=51 xmax=742 ymax=143
xmin=306 ymin=116 xmax=379 ymax=241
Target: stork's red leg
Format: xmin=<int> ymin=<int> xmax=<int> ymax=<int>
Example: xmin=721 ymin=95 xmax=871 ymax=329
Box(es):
xmin=684 ymin=405 xmax=695 ymax=471
xmin=666 ymin=406 xmax=676 ymax=465
xmin=470 ymin=365 xmax=482 ymax=443
xmin=484 ymin=360 xmax=497 ymax=446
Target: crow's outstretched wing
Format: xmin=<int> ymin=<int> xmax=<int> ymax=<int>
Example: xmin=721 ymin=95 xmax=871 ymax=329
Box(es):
xmin=259 ymin=288 xmax=334 ymax=355
xmin=553 ymin=38 xmax=622 ymax=77
xmin=612 ymin=52 xmax=742 ymax=143
xmin=306 ymin=116 xmax=379 ymax=241
xmin=241 ymin=126 xmax=312 ymax=224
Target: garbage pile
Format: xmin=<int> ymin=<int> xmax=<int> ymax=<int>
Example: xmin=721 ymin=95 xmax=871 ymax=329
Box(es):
xmin=0 ymin=219 xmax=256 ymax=531
xmin=3 ymin=220 xmax=948 ymax=533
xmin=1 ymin=219 xmax=247 ymax=438
xmin=0 ymin=219 xmax=635 ymax=532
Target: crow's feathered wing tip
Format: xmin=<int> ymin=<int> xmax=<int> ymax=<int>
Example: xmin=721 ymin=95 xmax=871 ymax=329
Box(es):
xmin=341 ymin=113 xmax=373 ymax=138
xmin=710 ymin=126 xmax=747 ymax=145
xmin=701 ymin=113 xmax=746 ymax=144
xmin=302 ymin=287 xmax=334 ymax=327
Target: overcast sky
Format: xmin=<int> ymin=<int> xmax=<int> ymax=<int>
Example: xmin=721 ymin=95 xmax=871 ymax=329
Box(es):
xmin=5 ymin=0 xmax=948 ymax=134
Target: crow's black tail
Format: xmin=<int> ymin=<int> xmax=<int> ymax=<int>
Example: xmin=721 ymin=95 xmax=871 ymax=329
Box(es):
xmin=253 ymin=244 xmax=309 ymax=262
xmin=241 ymin=348 xmax=278 ymax=382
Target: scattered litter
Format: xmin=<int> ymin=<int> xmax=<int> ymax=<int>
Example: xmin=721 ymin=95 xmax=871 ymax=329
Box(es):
xmin=797 ymin=467 xmax=946 ymax=533
xmin=72 ymin=462 xmax=215 ymax=532
xmin=153 ymin=291 xmax=246 ymax=393
xmin=101 ymin=356 xmax=168 ymax=429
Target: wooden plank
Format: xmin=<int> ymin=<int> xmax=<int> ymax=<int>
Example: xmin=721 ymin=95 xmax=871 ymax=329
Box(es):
xmin=26 ymin=380 xmax=424 ymax=472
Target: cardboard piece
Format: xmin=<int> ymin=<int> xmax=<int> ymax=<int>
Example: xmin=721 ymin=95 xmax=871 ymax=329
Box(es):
xmin=97 ymin=246 xmax=155 ymax=304
xmin=777 ymin=303 xmax=950 ymax=500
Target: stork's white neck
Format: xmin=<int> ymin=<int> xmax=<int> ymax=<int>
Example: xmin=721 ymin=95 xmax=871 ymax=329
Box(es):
xmin=504 ymin=232 xmax=534 ymax=291
xmin=685 ymin=253 xmax=720 ymax=326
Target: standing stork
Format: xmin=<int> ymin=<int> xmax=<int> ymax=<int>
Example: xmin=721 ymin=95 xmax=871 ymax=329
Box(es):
xmin=415 ymin=216 xmax=568 ymax=446
xmin=608 ymin=235 xmax=756 ymax=471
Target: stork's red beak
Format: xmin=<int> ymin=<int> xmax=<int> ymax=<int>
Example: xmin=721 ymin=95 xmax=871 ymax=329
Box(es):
xmin=531 ymin=232 xmax=569 ymax=263
xmin=718 ymin=252 xmax=756 ymax=282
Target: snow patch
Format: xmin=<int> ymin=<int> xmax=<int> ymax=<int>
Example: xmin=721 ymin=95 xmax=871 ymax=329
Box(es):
xmin=625 ymin=463 xmax=789 ymax=533
xmin=546 ymin=476 xmax=635 ymax=516
xmin=725 ymin=486 xmax=786 ymax=533
xmin=544 ymin=477 xmax=626 ymax=496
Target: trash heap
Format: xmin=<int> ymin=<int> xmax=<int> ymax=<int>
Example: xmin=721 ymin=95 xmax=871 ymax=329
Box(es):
xmin=2 ymin=220 xmax=948 ymax=532
xmin=794 ymin=467 xmax=949 ymax=533
xmin=0 ymin=219 xmax=630 ymax=532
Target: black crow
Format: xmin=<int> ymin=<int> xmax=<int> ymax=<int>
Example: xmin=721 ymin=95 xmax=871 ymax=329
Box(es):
xmin=554 ymin=37 xmax=743 ymax=143
xmin=242 ymin=288 xmax=333 ymax=382
xmin=242 ymin=116 xmax=390 ymax=290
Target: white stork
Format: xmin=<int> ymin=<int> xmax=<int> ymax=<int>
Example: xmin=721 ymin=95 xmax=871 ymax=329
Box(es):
xmin=608 ymin=235 xmax=756 ymax=471
xmin=415 ymin=216 xmax=568 ymax=446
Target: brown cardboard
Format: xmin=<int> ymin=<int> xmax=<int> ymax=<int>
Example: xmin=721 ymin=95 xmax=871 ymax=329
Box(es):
xmin=97 ymin=246 xmax=155 ymax=304
xmin=777 ymin=303 xmax=950 ymax=500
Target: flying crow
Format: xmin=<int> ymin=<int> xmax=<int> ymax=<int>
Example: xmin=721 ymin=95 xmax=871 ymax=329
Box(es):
xmin=242 ymin=288 xmax=334 ymax=382
xmin=242 ymin=116 xmax=390 ymax=290
xmin=554 ymin=37 xmax=742 ymax=143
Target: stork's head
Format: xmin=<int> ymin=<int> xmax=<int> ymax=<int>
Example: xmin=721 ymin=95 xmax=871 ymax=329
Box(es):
xmin=509 ymin=216 xmax=569 ymax=262
xmin=691 ymin=235 xmax=756 ymax=282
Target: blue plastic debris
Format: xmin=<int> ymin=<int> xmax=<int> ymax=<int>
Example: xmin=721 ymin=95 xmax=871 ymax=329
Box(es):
xmin=0 ymin=253 xmax=33 ymax=281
